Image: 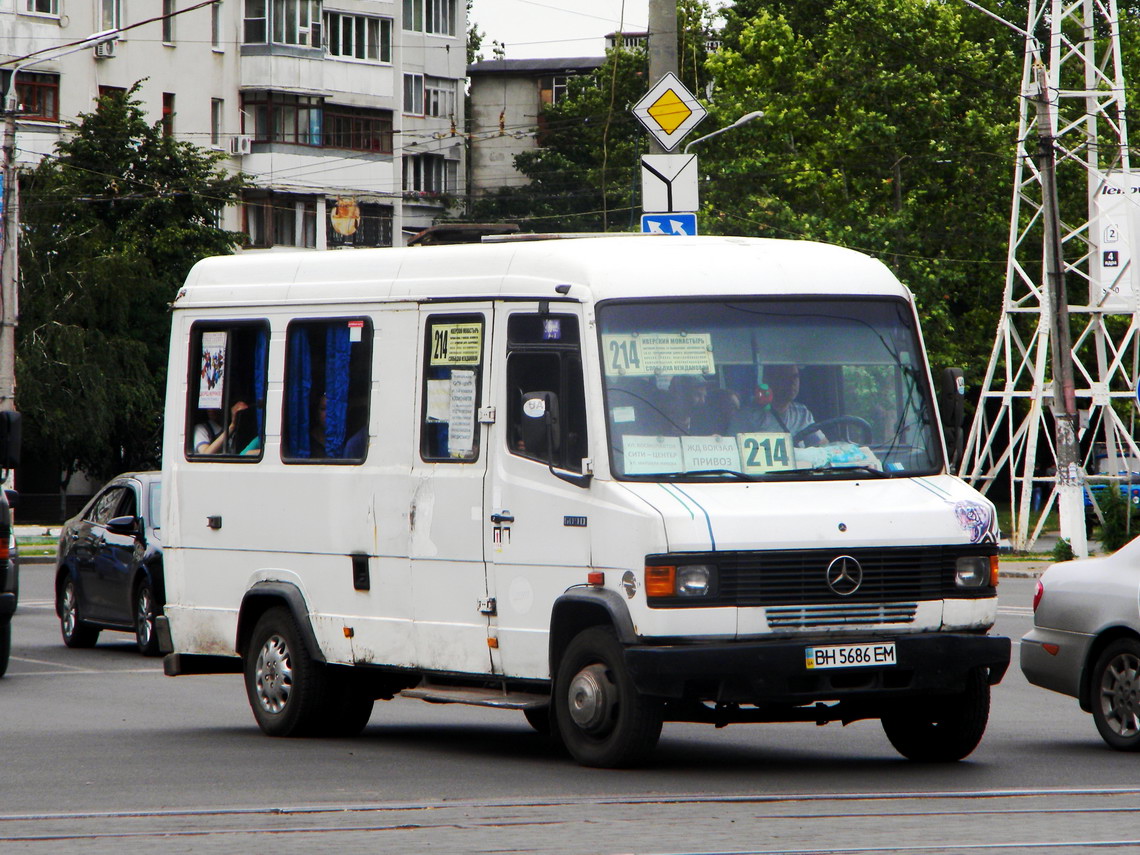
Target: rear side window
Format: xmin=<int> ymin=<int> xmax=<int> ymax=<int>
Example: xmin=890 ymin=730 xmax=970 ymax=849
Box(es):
xmin=185 ymin=322 xmax=269 ymax=460
xmin=420 ymin=314 xmax=485 ymax=462
xmin=282 ymin=318 xmax=372 ymax=463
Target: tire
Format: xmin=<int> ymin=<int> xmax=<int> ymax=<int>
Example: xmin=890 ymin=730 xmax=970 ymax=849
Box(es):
xmin=523 ymin=705 xmax=553 ymax=737
xmin=134 ymin=580 xmax=161 ymax=657
xmin=881 ymin=669 xmax=990 ymax=762
xmin=1090 ymin=638 xmax=1140 ymax=751
xmin=245 ymin=606 xmax=331 ymax=737
xmin=323 ymin=668 xmax=375 ymax=738
xmin=0 ymin=620 xmax=10 ymax=678
xmin=58 ymin=577 xmax=100 ymax=649
xmin=553 ymin=626 xmax=662 ymax=768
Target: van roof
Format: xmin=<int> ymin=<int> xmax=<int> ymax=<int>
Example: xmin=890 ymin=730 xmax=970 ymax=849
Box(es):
xmin=175 ymin=235 xmax=910 ymax=309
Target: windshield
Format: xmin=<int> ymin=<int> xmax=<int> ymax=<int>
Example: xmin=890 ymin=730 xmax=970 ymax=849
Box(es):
xmin=598 ymin=297 xmax=941 ymax=481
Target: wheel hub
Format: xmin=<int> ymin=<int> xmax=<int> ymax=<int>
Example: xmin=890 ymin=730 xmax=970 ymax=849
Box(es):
xmin=568 ymin=663 xmax=614 ymax=733
xmin=255 ymin=635 xmax=292 ymax=714
xmin=1102 ymin=654 xmax=1140 ymax=736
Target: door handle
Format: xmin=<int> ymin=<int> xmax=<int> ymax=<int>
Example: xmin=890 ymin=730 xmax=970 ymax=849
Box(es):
xmin=490 ymin=511 xmax=514 ymax=525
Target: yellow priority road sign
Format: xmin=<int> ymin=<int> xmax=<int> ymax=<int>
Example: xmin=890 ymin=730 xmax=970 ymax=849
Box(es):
xmin=632 ymin=72 xmax=708 ymax=151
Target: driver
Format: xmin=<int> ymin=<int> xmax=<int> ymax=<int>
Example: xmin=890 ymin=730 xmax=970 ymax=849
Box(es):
xmin=729 ymin=364 xmax=826 ymax=446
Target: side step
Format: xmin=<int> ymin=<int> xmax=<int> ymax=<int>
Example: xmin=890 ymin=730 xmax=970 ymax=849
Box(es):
xmin=400 ymin=682 xmax=549 ymax=710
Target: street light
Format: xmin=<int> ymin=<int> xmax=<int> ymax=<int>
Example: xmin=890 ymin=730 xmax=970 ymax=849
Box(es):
xmin=683 ymin=110 xmax=764 ymax=155
xmin=0 ymin=29 xmax=120 ymax=413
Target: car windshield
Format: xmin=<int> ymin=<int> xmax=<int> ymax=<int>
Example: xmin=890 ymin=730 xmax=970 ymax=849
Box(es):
xmin=598 ymin=297 xmax=941 ymax=481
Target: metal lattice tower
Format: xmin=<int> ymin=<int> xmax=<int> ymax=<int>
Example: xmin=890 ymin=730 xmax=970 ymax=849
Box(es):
xmin=960 ymin=0 xmax=1140 ymax=554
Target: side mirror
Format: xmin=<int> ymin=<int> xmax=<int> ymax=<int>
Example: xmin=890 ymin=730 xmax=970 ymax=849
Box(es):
xmin=0 ymin=411 xmax=21 ymax=469
xmin=106 ymin=515 xmax=141 ymax=536
xmin=520 ymin=391 xmax=591 ymax=488
xmin=940 ymin=368 xmax=966 ymax=469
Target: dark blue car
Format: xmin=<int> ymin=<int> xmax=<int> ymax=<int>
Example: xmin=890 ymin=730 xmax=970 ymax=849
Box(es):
xmin=55 ymin=472 xmax=163 ymax=656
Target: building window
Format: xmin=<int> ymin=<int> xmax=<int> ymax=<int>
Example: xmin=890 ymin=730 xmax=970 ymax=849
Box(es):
xmin=244 ymin=193 xmax=317 ymax=248
xmin=25 ymin=0 xmax=59 ymax=15
xmin=245 ymin=0 xmax=321 ymax=47
xmin=323 ymin=105 xmax=393 ymax=153
xmin=327 ymin=201 xmax=392 ymax=247
xmin=539 ymin=75 xmax=571 ymax=106
xmin=211 ymin=98 xmax=224 ymax=147
xmin=403 ymin=0 xmax=454 ymax=35
xmin=282 ymin=318 xmax=372 ymax=463
xmin=163 ymin=0 xmax=176 ymax=43
xmin=162 ymin=92 xmax=175 ymax=136
xmin=403 ymin=73 xmax=424 ymax=115
xmin=241 ymin=91 xmax=323 ymax=145
xmin=0 ymin=71 xmax=59 ymax=121
xmin=212 ymin=0 xmax=222 ymax=47
xmin=424 ymin=77 xmax=456 ymax=119
xmin=326 ymin=12 xmax=391 ymax=62
xmin=100 ymin=0 xmax=120 ymax=29
xmin=404 ymin=153 xmax=454 ymax=195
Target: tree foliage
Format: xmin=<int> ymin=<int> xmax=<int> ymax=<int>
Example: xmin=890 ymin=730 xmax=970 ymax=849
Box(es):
xmin=16 ymin=84 xmax=247 ymax=487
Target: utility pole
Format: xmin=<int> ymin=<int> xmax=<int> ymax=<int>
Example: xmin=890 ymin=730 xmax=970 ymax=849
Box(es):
xmin=1031 ymin=60 xmax=1087 ymax=557
xmin=647 ymin=0 xmax=679 ymax=155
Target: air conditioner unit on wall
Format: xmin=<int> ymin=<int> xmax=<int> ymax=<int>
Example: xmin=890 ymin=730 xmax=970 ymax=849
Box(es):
xmin=229 ymin=135 xmax=253 ymax=156
xmin=93 ymin=40 xmax=115 ymax=59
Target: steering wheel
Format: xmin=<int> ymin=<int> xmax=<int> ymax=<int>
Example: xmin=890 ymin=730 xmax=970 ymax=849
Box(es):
xmin=795 ymin=415 xmax=873 ymax=445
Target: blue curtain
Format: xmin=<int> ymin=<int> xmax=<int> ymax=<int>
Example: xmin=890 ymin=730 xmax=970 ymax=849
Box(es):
xmin=253 ymin=328 xmax=268 ymax=434
xmin=325 ymin=325 xmax=350 ymax=456
xmin=286 ymin=331 xmax=313 ymax=456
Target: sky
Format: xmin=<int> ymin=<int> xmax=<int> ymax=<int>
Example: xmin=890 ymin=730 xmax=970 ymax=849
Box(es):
xmin=468 ymin=0 xmax=651 ymax=60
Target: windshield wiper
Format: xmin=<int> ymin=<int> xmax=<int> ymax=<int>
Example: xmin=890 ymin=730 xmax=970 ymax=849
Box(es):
xmin=652 ymin=469 xmax=760 ymax=482
xmin=768 ymin=465 xmax=890 ymax=479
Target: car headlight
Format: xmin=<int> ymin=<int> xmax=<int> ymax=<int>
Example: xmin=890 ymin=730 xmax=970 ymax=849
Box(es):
xmin=645 ymin=563 xmax=716 ymax=598
xmin=955 ymin=556 xmax=995 ymax=588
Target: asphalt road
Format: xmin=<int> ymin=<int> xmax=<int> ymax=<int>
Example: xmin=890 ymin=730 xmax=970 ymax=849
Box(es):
xmin=2 ymin=564 xmax=1137 ymax=854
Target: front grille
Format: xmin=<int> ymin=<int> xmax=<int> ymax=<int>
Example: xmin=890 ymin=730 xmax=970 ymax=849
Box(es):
xmin=646 ymin=544 xmax=995 ymax=608
xmin=766 ymin=602 xmax=918 ymax=628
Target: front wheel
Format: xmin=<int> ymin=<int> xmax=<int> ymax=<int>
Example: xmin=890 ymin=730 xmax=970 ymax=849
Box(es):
xmin=553 ymin=627 xmax=662 ymax=768
xmin=881 ymin=669 xmax=990 ymax=762
xmin=244 ymin=606 xmax=329 ymax=737
xmin=134 ymin=581 xmax=161 ymax=657
xmin=0 ymin=620 xmax=10 ymax=678
xmin=1091 ymin=638 xmax=1140 ymax=751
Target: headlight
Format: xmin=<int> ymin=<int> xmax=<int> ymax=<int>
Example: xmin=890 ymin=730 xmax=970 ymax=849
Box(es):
xmin=645 ymin=563 xmax=716 ymax=598
xmin=955 ymin=556 xmax=992 ymax=588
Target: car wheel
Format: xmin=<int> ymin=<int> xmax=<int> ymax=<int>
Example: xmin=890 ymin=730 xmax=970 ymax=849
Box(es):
xmin=323 ymin=668 xmax=375 ymax=738
xmin=58 ymin=577 xmax=100 ymax=649
xmin=881 ymin=669 xmax=990 ymax=762
xmin=553 ymin=626 xmax=662 ymax=768
xmin=1091 ymin=638 xmax=1140 ymax=751
xmin=134 ymin=581 xmax=161 ymax=657
xmin=0 ymin=620 xmax=10 ymax=678
xmin=523 ymin=705 xmax=553 ymax=736
xmin=244 ymin=606 xmax=329 ymax=737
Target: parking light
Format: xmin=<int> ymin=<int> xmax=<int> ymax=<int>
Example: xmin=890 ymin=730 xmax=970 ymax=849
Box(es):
xmin=954 ymin=556 xmax=990 ymax=588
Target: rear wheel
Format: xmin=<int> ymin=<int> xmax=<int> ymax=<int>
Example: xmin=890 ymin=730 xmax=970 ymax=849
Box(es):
xmin=553 ymin=627 xmax=662 ymax=768
xmin=1091 ymin=638 xmax=1140 ymax=751
xmin=0 ymin=620 xmax=10 ymax=678
xmin=244 ymin=606 xmax=328 ymax=737
xmin=134 ymin=581 xmax=160 ymax=657
xmin=59 ymin=578 xmax=100 ymax=649
xmin=881 ymin=669 xmax=990 ymax=762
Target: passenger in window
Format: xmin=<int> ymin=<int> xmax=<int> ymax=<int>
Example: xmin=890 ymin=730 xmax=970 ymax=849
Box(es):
xmin=730 ymin=365 xmax=826 ymax=446
xmin=194 ymin=400 xmax=249 ymax=454
xmin=664 ymin=376 xmax=707 ymax=435
xmin=309 ymin=393 xmax=367 ymax=459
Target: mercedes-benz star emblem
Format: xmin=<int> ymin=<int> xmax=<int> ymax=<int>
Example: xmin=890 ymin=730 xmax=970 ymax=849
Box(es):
xmin=826 ymin=555 xmax=863 ymax=596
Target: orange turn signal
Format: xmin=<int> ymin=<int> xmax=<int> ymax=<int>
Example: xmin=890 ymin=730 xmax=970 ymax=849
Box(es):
xmin=645 ymin=566 xmax=675 ymax=598
xmin=990 ymin=556 xmax=1000 ymax=587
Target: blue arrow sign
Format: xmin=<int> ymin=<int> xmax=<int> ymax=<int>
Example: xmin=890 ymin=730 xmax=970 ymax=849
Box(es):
xmin=641 ymin=213 xmax=697 ymax=236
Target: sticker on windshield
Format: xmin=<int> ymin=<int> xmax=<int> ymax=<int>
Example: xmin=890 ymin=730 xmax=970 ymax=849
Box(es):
xmin=738 ymin=432 xmax=795 ymax=474
xmin=682 ymin=436 xmax=742 ymax=471
xmin=623 ymin=435 xmax=683 ymax=474
xmin=602 ymin=333 xmax=714 ymax=377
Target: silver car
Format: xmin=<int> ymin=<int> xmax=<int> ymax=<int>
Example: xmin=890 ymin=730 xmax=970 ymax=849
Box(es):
xmin=1021 ymin=539 xmax=1140 ymax=750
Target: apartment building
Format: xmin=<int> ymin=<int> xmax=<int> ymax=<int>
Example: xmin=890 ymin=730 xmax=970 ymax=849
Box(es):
xmin=0 ymin=0 xmax=466 ymax=248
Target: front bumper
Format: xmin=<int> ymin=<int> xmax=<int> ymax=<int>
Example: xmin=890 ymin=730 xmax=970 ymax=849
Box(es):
xmin=624 ymin=632 xmax=1011 ymax=705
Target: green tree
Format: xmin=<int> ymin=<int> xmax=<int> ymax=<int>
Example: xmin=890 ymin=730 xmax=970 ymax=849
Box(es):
xmin=16 ymin=84 xmax=247 ymax=490
xmin=703 ymin=0 xmax=1021 ymax=374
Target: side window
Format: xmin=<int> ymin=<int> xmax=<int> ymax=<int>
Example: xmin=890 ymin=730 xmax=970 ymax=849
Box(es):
xmin=420 ymin=314 xmax=484 ymax=461
xmin=185 ymin=322 xmax=270 ymax=460
xmin=282 ymin=318 xmax=372 ymax=462
xmin=506 ymin=314 xmax=588 ymax=472
xmin=90 ymin=487 xmax=127 ymax=524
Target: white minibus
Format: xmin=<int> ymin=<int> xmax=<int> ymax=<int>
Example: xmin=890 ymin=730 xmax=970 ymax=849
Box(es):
xmin=158 ymin=234 xmax=1010 ymax=767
